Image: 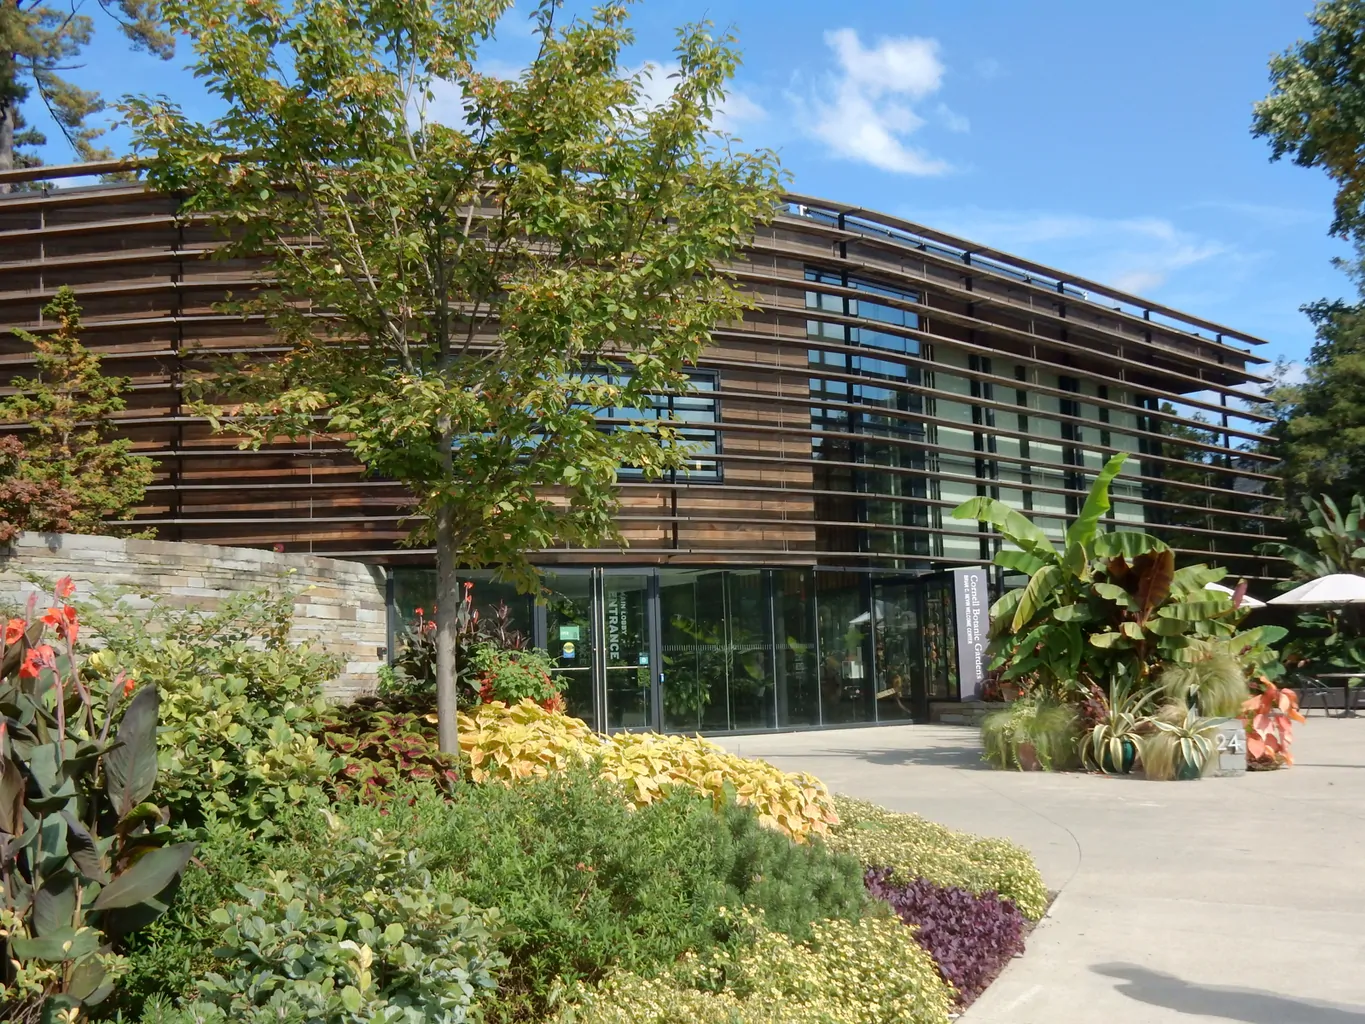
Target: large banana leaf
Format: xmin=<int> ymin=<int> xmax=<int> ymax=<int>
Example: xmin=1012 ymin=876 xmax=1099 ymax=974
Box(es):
xmin=1134 ymin=549 xmax=1174 ymax=626
xmin=1169 ymin=563 xmax=1226 ymax=598
xmin=1011 ymin=563 xmax=1063 ymax=633
xmin=952 ymin=497 xmax=1057 ymax=559
xmin=1093 ymin=531 xmax=1168 ymax=559
xmin=994 ymin=548 xmax=1048 ymax=576
xmin=1064 ymin=453 xmax=1128 ymax=551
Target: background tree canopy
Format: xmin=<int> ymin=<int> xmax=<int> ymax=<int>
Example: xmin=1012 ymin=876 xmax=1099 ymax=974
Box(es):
xmin=1254 ymin=0 xmax=1365 ymax=520
xmin=0 ymin=0 xmax=174 ymax=187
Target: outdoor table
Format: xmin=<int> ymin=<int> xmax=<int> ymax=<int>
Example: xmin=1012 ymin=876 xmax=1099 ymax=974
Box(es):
xmin=1313 ymin=673 xmax=1365 ymax=718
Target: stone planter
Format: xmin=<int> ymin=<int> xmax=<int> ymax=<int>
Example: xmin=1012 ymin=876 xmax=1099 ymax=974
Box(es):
xmin=1213 ymin=718 xmax=1247 ymax=777
xmin=1015 ymin=742 xmax=1042 ymax=771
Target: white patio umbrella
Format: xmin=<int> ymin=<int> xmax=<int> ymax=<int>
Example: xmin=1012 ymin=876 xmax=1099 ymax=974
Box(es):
xmin=1267 ymin=573 xmax=1365 ymax=606
xmin=1204 ymin=581 xmax=1267 ymax=609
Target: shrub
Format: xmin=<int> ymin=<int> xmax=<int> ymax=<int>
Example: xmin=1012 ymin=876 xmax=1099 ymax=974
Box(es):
xmin=391 ymin=597 xmax=531 ymax=701
xmin=341 ymin=773 xmax=865 ymax=1022
xmin=167 ymin=816 xmax=505 ymax=1024
xmin=598 ymin=731 xmax=839 ymax=843
xmin=0 ymin=581 xmax=194 ymax=1023
xmin=79 ymin=586 xmax=342 ymax=829
xmin=458 ymin=698 xmax=597 ymax=782
xmin=472 ymin=643 xmax=563 ymax=708
xmin=980 ymin=698 xmax=1078 ymax=771
xmin=321 ymin=702 xmax=462 ymax=801
xmin=561 ymin=913 xmax=954 ymax=1024
xmin=825 ymin=796 xmax=1048 ymax=921
xmin=459 ymin=700 xmax=840 ymax=843
xmin=97 ymin=806 xmax=336 ymax=1020
xmin=863 ymin=869 xmax=1025 ymax=1005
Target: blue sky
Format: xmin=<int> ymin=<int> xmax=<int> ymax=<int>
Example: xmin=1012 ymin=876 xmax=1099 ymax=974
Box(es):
xmin=28 ymin=0 xmax=1349 ymax=374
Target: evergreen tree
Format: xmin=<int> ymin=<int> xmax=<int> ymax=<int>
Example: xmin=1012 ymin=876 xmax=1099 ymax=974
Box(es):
xmin=1263 ymin=298 xmax=1365 ymax=513
xmin=0 ymin=0 xmax=175 ymax=189
xmin=0 ymin=286 xmax=156 ymax=538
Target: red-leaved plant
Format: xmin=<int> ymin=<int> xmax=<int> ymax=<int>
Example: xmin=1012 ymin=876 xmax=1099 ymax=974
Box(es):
xmin=1243 ymin=678 xmax=1306 ymax=769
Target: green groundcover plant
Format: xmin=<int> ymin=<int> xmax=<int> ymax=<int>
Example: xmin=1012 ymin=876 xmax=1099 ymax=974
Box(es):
xmin=17 ymin=583 xmax=1048 ymax=1023
xmin=342 ymin=772 xmax=868 ymax=1022
xmin=825 ymin=796 xmax=1048 ymax=922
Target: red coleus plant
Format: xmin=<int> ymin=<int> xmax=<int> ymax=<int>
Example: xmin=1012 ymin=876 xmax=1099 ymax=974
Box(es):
xmin=1243 ymin=678 xmax=1306 ymax=768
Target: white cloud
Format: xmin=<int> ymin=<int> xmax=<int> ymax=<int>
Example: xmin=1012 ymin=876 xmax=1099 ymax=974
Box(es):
xmin=792 ymin=28 xmax=954 ymax=176
xmin=936 ymin=103 xmax=970 ymax=134
xmin=919 ymin=208 xmax=1227 ymax=295
xmin=633 ymin=60 xmax=767 ymax=133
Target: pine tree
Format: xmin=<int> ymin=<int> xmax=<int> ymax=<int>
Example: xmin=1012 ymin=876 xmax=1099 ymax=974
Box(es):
xmin=0 ymin=0 xmax=174 ymax=190
xmin=0 ymin=286 xmax=156 ymax=539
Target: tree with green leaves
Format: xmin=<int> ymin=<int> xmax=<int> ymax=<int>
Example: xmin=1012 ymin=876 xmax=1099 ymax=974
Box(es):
xmin=122 ymin=0 xmax=781 ymax=752
xmin=1253 ymin=1 xmax=1365 ymax=516
xmin=1262 ymin=298 xmax=1365 ymax=512
xmin=0 ymin=0 xmax=174 ymax=189
xmin=1253 ymin=0 xmax=1365 ymax=239
xmin=0 ymin=286 xmax=155 ymax=539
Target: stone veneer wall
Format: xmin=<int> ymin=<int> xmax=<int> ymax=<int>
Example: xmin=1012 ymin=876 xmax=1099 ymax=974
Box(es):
xmin=0 ymin=533 xmax=388 ymax=701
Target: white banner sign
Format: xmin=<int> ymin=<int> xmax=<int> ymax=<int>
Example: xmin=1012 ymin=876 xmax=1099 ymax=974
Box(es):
xmin=952 ymin=567 xmax=989 ymax=699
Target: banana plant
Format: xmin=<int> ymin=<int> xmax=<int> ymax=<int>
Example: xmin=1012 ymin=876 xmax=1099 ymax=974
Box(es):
xmin=953 ymin=453 xmax=1266 ymax=695
xmin=0 ymin=579 xmax=193 ymax=1022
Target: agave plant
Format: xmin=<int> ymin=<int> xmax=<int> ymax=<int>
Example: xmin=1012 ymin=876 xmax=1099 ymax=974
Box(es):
xmin=1082 ymin=678 xmax=1158 ymax=774
xmin=1140 ymin=704 xmax=1220 ymax=781
xmin=0 ymin=580 xmax=193 ymax=1022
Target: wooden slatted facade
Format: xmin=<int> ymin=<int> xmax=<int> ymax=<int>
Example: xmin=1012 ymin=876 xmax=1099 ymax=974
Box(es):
xmin=0 ymin=166 xmax=1282 ymax=579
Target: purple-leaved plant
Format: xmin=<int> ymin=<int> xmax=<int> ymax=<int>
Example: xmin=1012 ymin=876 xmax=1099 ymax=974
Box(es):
xmin=864 ymin=867 xmax=1026 ymax=1006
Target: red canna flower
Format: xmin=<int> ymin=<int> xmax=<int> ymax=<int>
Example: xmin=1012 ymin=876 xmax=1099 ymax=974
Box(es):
xmin=19 ymin=644 xmax=55 ymax=680
xmin=39 ymin=606 xmax=78 ymax=644
xmin=414 ymin=607 xmax=424 ymax=617
xmin=3 ymin=618 xmax=24 ymax=646
xmin=122 ymin=675 xmax=137 ymax=698
xmin=53 ymin=577 xmax=75 ymax=601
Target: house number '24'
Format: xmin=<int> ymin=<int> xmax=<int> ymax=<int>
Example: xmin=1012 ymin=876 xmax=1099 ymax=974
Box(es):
xmin=1216 ymin=731 xmax=1245 ymax=754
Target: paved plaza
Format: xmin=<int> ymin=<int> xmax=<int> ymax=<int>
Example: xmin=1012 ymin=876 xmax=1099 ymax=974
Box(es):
xmin=720 ymin=717 xmax=1365 ymax=1024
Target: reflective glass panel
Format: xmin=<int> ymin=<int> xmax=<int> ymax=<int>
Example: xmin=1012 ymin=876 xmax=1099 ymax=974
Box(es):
xmin=815 ymin=571 xmax=875 ymax=724
xmin=873 ymin=581 xmax=921 ymax=721
xmin=773 ymin=569 xmax=820 ymax=727
xmin=602 ymin=573 xmax=654 ymax=730
xmin=541 ymin=572 xmax=597 ymax=728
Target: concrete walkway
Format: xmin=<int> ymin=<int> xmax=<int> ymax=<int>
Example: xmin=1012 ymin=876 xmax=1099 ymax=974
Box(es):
xmin=719 ymin=716 xmax=1365 ymax=1024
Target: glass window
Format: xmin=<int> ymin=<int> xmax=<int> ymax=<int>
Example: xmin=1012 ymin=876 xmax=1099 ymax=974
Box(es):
xmin=390 ymin=567 xmax=532 ymax=643
xmin=658 ymin=569 xmax=775 ymax=732
xmin=873 ymin=581 xmax=921 ymax=722
xmin=815 ymin=571 xmax=875 ymax=725
xmin=773 ymin=569 xmax=820 ymax=728
xmin=541 ymin=571 xmax=597 ymax=728
xmin=601 ymin=572 xmax=653 ymax=730
xmin=585 ymin=370 xmax=721 ymax=480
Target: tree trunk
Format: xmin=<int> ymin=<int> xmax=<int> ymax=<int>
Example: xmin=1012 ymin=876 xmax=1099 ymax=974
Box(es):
xmin=0 ymin=97 xmax=14 ymax=196
xmin=435 ymin=503 xmax=459 ymax=754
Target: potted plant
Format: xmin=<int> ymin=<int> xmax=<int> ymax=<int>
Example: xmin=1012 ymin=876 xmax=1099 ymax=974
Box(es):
xmin=1082 ymin=679 xmax=1157 ymax=775
xmin=1243 ymin=678 xmax=1306 ymax=770
xmin=1139 ymin=704 xmax=1220 ymax=780
xmin=981 ymin=697 xmax=1078 ymax=771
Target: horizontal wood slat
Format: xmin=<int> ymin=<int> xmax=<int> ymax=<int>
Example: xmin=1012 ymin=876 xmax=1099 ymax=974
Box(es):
xmin=0 ymin=172 xmax=1283 ymax=578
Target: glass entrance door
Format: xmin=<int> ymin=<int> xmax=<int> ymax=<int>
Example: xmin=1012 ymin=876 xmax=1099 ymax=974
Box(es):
xmin=543 ymin=571 xmax=598 ymax=728
xmin=872 ymin=580 xmax=924 ymax=721
xmin=601 ymin=572 xmax=656 ymax=730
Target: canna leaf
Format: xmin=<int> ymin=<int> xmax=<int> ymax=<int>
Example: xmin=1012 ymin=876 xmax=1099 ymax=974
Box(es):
xmin=105 ymin=685 xmax=160 ymax=818
xmin=91 ymin=842 xmax=195 ymax=911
